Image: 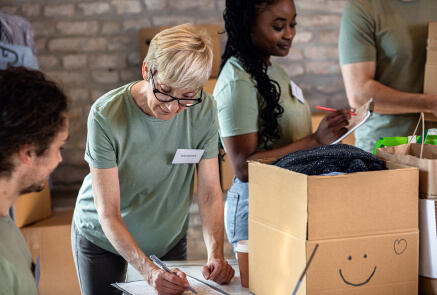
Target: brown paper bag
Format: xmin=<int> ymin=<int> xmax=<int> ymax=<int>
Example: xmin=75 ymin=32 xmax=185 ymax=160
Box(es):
xmin=377 ymin=143 xmax=437 ymax=199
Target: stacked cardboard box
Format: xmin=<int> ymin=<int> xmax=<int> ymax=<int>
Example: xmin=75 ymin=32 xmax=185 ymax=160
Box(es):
xmin=12 ymin=180 xmax=51 ymax=228
xmin=248 ymin=160 xmax=419 ymax=294
xmin=423 ymin=22 xmax=437 ymax=122
xmin=21 ymin=210 xmax=80 ymax=295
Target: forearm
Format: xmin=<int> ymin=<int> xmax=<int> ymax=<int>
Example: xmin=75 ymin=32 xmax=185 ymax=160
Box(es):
xmin=99 ymin=214 xmax=157 ymax=280
xmin=198 ymin=191 xmax=225 ymax=260
xmin=351 ymin=79 xmax=437 ymax=114
xmin=234 ymin=135 xmax=321 ymax=182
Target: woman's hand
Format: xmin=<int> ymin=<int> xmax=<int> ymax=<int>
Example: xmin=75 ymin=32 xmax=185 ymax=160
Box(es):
xmin=313 ymin=108 xmax=353 ymax=145
xmin=147 ymin=267 xmax=190 ymax=295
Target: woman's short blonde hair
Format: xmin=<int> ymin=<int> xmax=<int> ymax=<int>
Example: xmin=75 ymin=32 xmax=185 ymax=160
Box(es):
xmin=145 ymin=23 xmax=213 ymax=90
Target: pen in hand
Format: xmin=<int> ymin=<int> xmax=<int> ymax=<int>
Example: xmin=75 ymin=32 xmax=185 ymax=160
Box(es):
xmin=317 ymin=106 xmax=356 ymax=116
xmin=149 ymin=255 xmax=198 ymax=294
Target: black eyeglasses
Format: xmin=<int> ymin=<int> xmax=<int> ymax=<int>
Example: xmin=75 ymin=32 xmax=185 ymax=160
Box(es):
xmin=149 ymin=70 xmax=203 ymax=107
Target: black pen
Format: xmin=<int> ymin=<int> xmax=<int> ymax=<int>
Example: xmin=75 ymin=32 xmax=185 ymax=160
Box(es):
xmin=149 ymin=255 xmax=198 ymax=294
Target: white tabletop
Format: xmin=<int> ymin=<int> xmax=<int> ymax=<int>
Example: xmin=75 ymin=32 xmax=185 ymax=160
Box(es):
xmin=126 ymin=259 xmax=251 ymax=295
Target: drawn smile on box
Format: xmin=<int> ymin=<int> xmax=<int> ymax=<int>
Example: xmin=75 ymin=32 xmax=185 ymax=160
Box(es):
xmin=339 ymin=254 xmax=376 ymax=287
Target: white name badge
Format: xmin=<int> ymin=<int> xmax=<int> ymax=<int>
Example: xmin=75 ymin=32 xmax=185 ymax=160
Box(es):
xmin=290 ymin=79 xmax=305 ymax=104
xmin=172 ymin=149 xmax=205 ymax=164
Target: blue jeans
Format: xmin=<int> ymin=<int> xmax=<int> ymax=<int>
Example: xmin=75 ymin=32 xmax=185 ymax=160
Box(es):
xmin=225 ymin=176 xmax=249 ymax=251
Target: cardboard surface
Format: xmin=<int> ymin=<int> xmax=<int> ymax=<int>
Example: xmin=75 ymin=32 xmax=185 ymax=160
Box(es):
xmin=427 ymin=22 xmax=437 ymax=64
xmin=21 ymin=210 xmax=80 ymax=295
xmin=419 ymin=199 xmax=437 ymax=278
xmin=248 ymin=160 xmax=419 ymax=294
xmin=306 ymin=232 xmax=418 ymax=294
xmin=424 ymin=22 xmax=437 ymax=122
xmin=13 ymin=180 xmax=51 ymax=228
xmin=377 ymin=144 xmax=437 ymax=199
xmin=138 ymin=25 xmax=222 ymax=78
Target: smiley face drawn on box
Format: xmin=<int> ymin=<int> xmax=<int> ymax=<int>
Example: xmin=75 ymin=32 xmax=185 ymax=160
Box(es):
xmin=339 ymin=253 xmax=377 ymax=286
xmin=338 ymin=238 xmax=408 ymax=287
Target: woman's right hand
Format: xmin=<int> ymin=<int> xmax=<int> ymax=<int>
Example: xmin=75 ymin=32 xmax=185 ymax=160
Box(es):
xmin=147 ymin=267 xmax=190 ymax=295
xmin=313 ymin=108 xmax=353 ymax=145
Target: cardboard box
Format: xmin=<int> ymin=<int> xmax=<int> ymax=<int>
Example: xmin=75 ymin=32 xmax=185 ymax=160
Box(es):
xmin=426 ymin=22 xmax=437 ymax=64
xmin=423 ymin=22 xmax=437 ymax=122
xmin=12 ymin=180 xmax=51 ymax=228
xmin=21 ymin=210 xmax=80 ymax=295
xmin=248 ymin=160 xmax=419 ymax=294
xmin=138 ymin=25 xmax=222 ymax=78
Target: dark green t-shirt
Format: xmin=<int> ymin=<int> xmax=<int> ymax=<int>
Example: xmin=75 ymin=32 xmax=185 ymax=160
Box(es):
xmin=74 ymin=82 xmax=219 ymax=257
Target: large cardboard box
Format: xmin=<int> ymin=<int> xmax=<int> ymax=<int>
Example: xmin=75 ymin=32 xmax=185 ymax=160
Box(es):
xmin=138 ymin=25 xmax=222 ymax=78
xmin=13 ymin=180 xmax=51 ymax=228
xmin=423 ymin=22 xmax=437 ymax=122
xmin=426 ymin=22 xmax=437 ymax=64
xmin=248 ymin=160 xmax=419 ymax=294
xmin=21 ymin=210 xmax=80 ymax=295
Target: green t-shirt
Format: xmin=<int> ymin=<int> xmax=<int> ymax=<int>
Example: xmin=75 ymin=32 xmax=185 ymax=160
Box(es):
xmin=339 ymin=0 xmax=437 ymax=152
xmin=214 ymin=56 xmax=312 ymax=151
xmin=73 ymin=82 xmax=219 ymax=257
xmin=0 ymin=216 xmax=38 ymax=295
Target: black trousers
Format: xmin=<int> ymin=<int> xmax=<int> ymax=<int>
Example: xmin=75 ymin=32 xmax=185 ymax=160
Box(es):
xmin=71 ymin=219 xmax=187 ymax=295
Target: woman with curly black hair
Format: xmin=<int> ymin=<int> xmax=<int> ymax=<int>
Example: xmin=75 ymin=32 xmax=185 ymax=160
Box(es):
xmin=214 ymin=0 xmax=352 ymax=250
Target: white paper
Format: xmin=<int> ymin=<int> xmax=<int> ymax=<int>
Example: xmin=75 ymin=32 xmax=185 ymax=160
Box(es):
xmin=115 ymin=276 xmax=223 ymax=295
xmin=172 ymin=149 xmax=204 ymax=164
xmin=419 ymin=199 xmax=437 ymax=278
xmin=290 ymin=79 xmax=305 ymax=104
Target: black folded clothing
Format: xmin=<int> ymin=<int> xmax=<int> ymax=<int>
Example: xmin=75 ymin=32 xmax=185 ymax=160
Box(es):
xmin=271 ymin=144 xmax=385 ymax=175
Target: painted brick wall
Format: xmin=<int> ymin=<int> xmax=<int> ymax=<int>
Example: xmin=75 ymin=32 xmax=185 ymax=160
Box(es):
xmin=1 ymin=0 xmax=351 ymax=259
xmin=0 ymin=0 xmax=351 ymax=191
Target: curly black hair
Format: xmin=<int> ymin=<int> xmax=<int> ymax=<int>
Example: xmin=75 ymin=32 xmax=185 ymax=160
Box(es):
xmin=0 ymin=66 xmax=68 ymax=175
xmin=220 ymin=0 xmax=284 ymax=149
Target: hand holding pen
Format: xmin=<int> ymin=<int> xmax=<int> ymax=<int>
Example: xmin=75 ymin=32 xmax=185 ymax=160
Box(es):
xmin=150 ymin=255 xmax=198 ymax=294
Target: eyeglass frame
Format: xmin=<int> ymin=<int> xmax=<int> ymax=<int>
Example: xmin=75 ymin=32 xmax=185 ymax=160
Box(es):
xmin=149 ymin=70 xmax=203 ymax=107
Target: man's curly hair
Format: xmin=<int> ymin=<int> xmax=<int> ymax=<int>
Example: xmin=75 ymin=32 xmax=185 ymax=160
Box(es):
xmin=0 ymin=66 xmax=68 ymax=176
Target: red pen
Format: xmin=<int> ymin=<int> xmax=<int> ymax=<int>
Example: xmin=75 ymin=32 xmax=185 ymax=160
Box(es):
xmin=316 ymin=106 xmax=356 ymax=116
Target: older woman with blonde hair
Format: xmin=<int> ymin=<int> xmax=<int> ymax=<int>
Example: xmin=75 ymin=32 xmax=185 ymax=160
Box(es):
xmin=71 ymin=23 xmax=234 ymax=295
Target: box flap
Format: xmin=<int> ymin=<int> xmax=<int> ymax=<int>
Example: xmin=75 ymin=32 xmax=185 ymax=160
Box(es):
xmin=249 ymin=161 xmax=308 ymax=239
xmin=307 ymin=164 xmax=418 ymax=240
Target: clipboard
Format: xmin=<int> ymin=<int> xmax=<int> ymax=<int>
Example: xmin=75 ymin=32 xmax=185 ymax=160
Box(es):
xmin=331 ymin=97 xmax=374 ymax=145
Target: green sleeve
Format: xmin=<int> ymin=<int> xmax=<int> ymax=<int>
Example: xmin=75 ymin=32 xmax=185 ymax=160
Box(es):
xmin=200 ymin=96 xmax=219 ymax=159
xmin=215 ymin=79 xmax=259 ymax=138
xmin=339 ymin=1 xmax=376 ymax=65
xmin=84 ymin=108 xmax=117 ymax=169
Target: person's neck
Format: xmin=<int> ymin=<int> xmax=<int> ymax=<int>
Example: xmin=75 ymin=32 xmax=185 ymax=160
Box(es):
xmin=0 ymin=174 xmax=21 ymax=217
xmin=131 ymin=81 xmax=153 ymax=116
